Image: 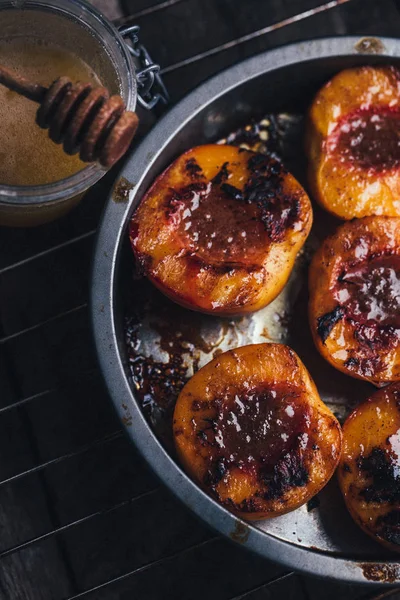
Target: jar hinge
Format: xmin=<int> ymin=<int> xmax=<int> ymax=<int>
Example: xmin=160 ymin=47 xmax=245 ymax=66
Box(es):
xmin=119 ymin=24 xmax=169 ymax=110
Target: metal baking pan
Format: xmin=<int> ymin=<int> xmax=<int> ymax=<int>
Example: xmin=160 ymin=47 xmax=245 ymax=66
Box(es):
xmin=91 ymin=37 xmax=400 ymax=584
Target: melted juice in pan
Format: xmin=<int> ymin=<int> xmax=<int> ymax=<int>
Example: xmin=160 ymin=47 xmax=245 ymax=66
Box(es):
xmin=124 ymin=114 xmax=386 ymax=557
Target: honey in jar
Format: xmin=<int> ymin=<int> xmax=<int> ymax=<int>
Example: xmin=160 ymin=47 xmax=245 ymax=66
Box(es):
xmin=0 ymin=37 xmax=102 ymax=186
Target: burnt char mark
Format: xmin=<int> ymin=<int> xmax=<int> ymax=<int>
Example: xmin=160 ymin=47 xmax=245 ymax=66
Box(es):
xmin=359 ymin=447 xmax=400 ymax=504
xmin=197 ymin=430 xmax=208 ymax=442
xmin=196 ymin=416 xmax=217 ymax=447
xmin=358 ymin=356 xmax=384 ymax=379
xmin=125 ymin=314 xmax=192 ymax=450
xmin=133 ymin=250 xmax=152 ymax=277
xmin=165 ymin=182 xmax=207 ymax=219
xmin=260 ymin=198 xmax=300 ymax=242
xmin=168 ymin=181 xmax=207 ymax=203
xmin=191 ymin=399 xmax=211 ymax=411
xmin=185 ymin=253 xmax=260 ymax=277
xmin=353 ymin=323 xmax=398 ymax=351
xmin=225 ymin=118 xmax=276 ymax=151
xmin=344 ymin=357 xmax=359 ymax=369
xmin=226 ymin=122 xmax=264 ymax=147
xmin=342 ymin=462 xmax=352 ymax=473
xmin=376 ymin=510 xmax=400 ymax=546
xmin=393 ymin=388 xmax=400 ymax=411
xmin=197 ymin=426 xmax=215 ymax=445
xmin=212 ymin=161 xmax=230 ymax=185
xmin=224 ymin=114 xmax=295 ymax=158
xmin=317 ymin=306 xmax=344 ymax=343
xmin=220 ymin=183 xmax=244 ymax=201
xmin=243 ymin=154 xmax=300 ymax=242
xmin=205 ymin=457 xmax=227 ymax=487
xmin=263 ymin=450 xmax=309 ymax=500
xmin=185 ymin=158 xmax=204 ymax=178
xmin=239 ymin=497 xmax=262 ymax=513
xmin=248 ymin=153 xmax=281 ymax=175
xmin=345 ymin=323 xmax=399 ymax=377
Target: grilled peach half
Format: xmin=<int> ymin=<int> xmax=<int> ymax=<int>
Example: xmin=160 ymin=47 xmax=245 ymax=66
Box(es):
xmin=309 ymin=216 xmax=400 ymax=385
xmin=130 ymin=144 xmax=312 ymax=315
xmin=173 ymin=343 xmax=342 ymax=520
xmin=307 ymin=66 xmax=400 ymax=219
xmin=338 ymin=382 xmax=400 ymax=552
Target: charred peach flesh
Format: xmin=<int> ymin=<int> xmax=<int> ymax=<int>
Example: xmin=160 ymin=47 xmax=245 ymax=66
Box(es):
xmin=173 ymin=343 xmax=342 ymax=520
xmin=130 ymin=144 xmax=312 ymax=315
xmin=338 ymin=382 xmax=400 ymax=552
xmin=307 ymin=66 xmax=400 ymax=219
xmin=309 ymin=216 xmax=400 ymax=385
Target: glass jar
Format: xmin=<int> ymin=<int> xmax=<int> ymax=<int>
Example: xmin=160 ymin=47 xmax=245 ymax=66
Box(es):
xmin=0 ymin=0 xmax=136 ymax=227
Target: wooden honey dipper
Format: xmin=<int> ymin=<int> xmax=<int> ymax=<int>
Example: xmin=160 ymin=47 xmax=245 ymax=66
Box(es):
xmin=0 ymin=63 xmax=139 ymax=168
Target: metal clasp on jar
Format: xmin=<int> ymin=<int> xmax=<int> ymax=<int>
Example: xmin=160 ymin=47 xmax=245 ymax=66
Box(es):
xmin=119 ymin=24 xmax=169 ymax=110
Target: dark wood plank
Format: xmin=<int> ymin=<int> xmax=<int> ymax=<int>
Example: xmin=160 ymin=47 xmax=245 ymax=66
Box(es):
xmin=120 ymin=0 xmax=182 ymax=16
xmin=3 ymin=307 xmax=97 ymax=400
xmin=41 ymin=434 xmax=157 ymax=525
xmin=0 ymin=347 xmax=18 ymax=407
xmin=0 ymin=236 xmax=92 ymax=337
xmin=301 ymin=574 xmax=379 ymax=600
xmin=0 ymin=431 xmax=156 ymax=553
xmin=230 ymin=574 xmax=307 ymax=600
xmin=156 ymin=0 xmax=400 ymax=102
xmin=0 ymin=538 xmax=73 ymax=600
xmin=67 ymin=536 xmax=287 ymax=599
xmin=23 ymin=374 xmax=120 ymax=461
xmin=0 ymin=374 xmax=121 ymax=481
xmin=59 ymin=487 xmax=212 ymax=592
xmin=0 ymin=170 xmax=109 ymax=271
xmin=132 ymin=0 xmax=330 ymax=67
xmin=0 ymin=356 xmax=75 ymax=597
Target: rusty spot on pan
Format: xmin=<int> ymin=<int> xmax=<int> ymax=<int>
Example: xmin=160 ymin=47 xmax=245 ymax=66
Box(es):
xmin=230 ymin=521 xmax=250 ymax=544
xmin=360 ymin=563 xmax=400 ymax=583
xmin=355 ymin=37 xmax=385 ymax=55
xmin=121 ymin=402 xmax=133 ymax=427
xmin=113 ymin=177 xmax=135 ymax=203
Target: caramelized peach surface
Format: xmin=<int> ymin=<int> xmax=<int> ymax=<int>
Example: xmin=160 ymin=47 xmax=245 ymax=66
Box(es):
xmin=338 ymin=382 xmax=400 ymax=552
xmin=173 ymin=343 xmax=342 ymax=520
xmin=307 ymin=66 xmax=400 ymax=219
xmin=309 ymin=216 xmax=400 ymax=385
xmin=130 ymin=144 xmax=312 ymax=315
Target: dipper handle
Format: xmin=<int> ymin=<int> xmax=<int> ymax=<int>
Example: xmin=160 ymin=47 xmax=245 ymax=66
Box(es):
xmin=0 ymin=63 xmax=138 ymax=168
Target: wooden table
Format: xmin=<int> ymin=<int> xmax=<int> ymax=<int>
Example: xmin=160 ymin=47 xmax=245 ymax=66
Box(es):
xmin=1 ymin=0 xmax=400 ymax=597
